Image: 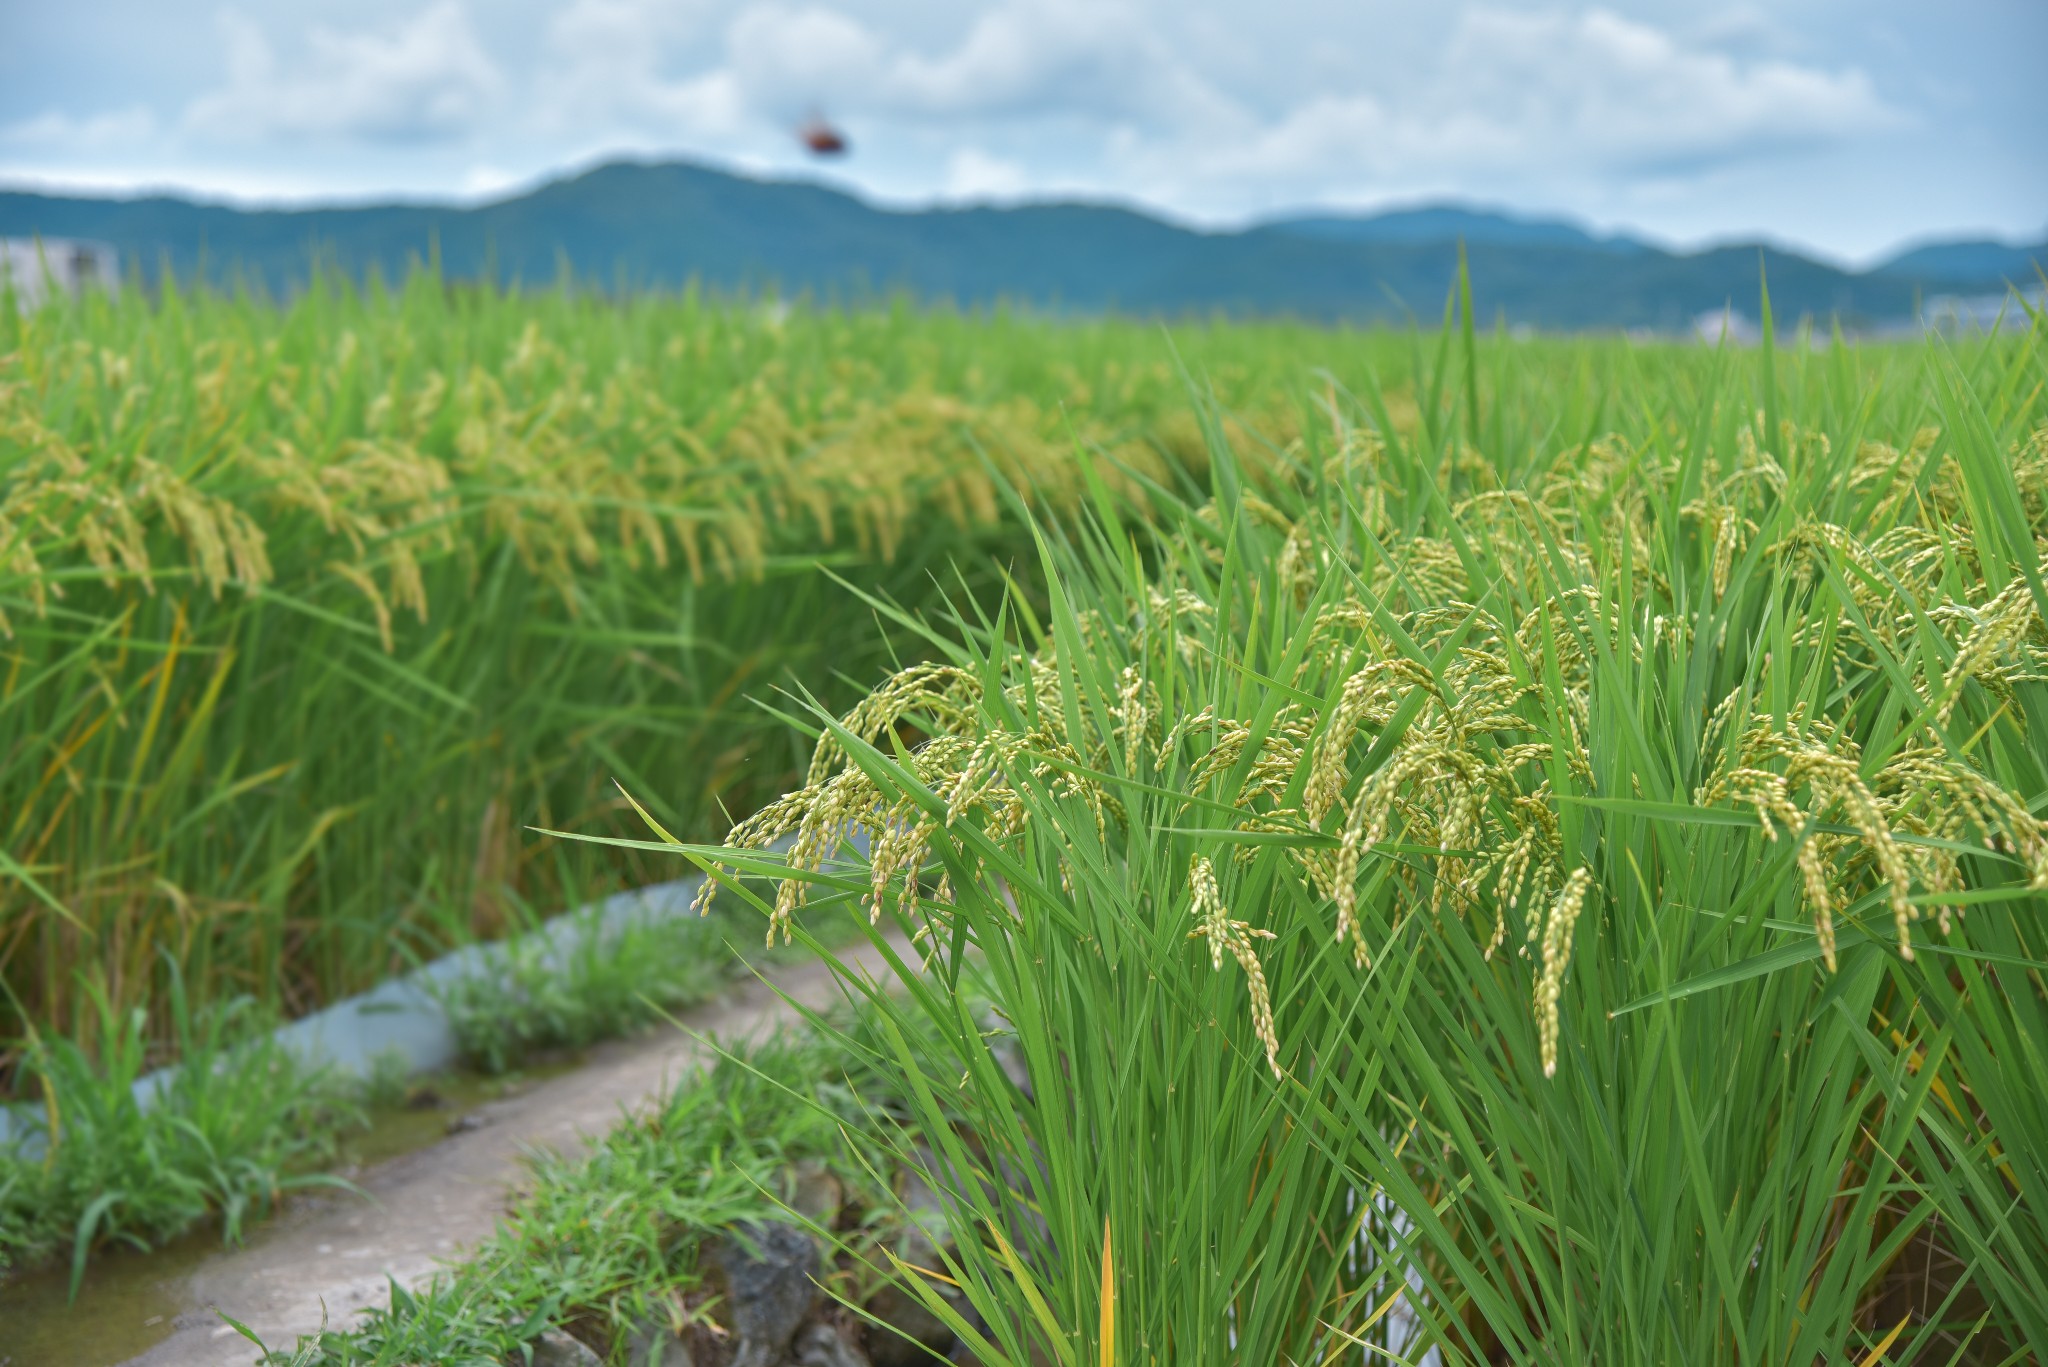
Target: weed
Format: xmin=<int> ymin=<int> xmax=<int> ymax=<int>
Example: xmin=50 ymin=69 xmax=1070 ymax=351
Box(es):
xmin=432 ymin=901 xmax=729 ymax=1074
xmin=0 ymin=964 xmax=364 ymax=1291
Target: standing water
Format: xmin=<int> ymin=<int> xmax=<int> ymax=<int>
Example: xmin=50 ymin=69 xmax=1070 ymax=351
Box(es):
xmin=0 ymin=1064 xmax=547 ymax=1367
xmin=0 ymin=1231 xmax=204 ymax=1367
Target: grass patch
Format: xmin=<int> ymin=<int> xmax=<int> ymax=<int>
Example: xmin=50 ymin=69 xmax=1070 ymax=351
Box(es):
xmin=433 ymin=898 xmax=731 ymax=1075
xmin=3 ymin=888 xmax=793 ymax=1287
xmin=0 ymin=865 xmax=883 ymax=1289
xmin=0 ymin=970 xmax=367 ymax=1292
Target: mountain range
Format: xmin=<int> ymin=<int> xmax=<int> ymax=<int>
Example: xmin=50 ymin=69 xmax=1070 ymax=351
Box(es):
xmin=2 ymin=159 xmax=2041 ymax=332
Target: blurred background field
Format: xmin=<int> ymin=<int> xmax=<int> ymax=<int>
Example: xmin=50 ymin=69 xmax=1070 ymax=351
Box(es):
xmin=1 ymin=274 xmax=1479 ymax=1055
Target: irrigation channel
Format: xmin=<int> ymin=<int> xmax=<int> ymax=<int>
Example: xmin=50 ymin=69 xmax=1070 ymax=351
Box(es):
xmin=0 ymin=878 xmax=904 ymax=1367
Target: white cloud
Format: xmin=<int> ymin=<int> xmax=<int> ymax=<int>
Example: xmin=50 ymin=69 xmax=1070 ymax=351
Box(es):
xmin=1 ymin=107 xmax=160 ymax=151
xmin=548 ymin=0 xmax=709 ymax=55
xmin=457 ymin=162 xmax=521 ymax=198
xmin=1113 ymin=6 xmax=1905 ymax=215
xmin=534 ymin=0 xmax=746 ymax=139
xmin=1435 ymin=8 xmax=1901 ymax=174
xmin=861 ymin=1 xmax=1239 ymax=129
xmin=185 ymin=3 xmax=504 ymax=143
xmin=500 ymin=1 xmax=1904 ymax=217
xmin=942 ymin=147 xmax=1030 ymax=201
xmin=1685 ymin=5 xmax=1799 ymax=61
xmin=538 ymin=0 xmax=1245 ymax=142
xmin=725 ymin=5 xmax=886 ymax=116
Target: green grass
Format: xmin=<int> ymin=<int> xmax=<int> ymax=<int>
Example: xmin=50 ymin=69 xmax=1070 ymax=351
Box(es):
xmin=431 ymin=883 xmax=868 ymax=1074
xmin=0 ymin=876 xmax=820 ymax=1282
xmin=430 ymin=898 xmax=730 ymax=1075
xmin=0 ymin=964 xmax=367 ymax=1293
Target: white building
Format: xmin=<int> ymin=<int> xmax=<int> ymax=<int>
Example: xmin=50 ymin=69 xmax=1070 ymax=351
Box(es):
xmin=1920 ymin=288 xmax=2046 ymax=335
xmin=1 ymin=237 xmax=121 ymax=310
xmin=1693 ymin=306 xmax=1762 ymax=346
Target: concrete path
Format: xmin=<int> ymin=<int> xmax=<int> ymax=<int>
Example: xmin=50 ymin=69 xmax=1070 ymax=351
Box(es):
xmin=115 ymin=939 xmax=897 ymax=1367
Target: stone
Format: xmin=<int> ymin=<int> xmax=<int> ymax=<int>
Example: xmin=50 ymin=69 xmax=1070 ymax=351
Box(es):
xmin=621 ymin=1314 xmax=695 ymax=1367
xmin=529 ymin=1327 xmax=604 ymax=1367
xmin=895 ymin=1151 xmax=952 ymax=1266
xmin=717 ymin=1221 xmax=822 ymax=1367
xmin=950 ymin=1339 xmax=1053 ymax=1367
xmin=795 ymin=1320 xmax=872 ymax=1367
xmin=864 ymin=1155 xmax=967 ymax=1367
xmin=863 ymin=1282 xmax=958 ymax=1367
xmin=787 ymin=1158 xmax=844 ymax=1228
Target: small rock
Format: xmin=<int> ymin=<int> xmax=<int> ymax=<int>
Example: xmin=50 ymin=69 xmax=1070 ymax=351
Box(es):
xmin=529 ymin=1328 xmax=603 ymax=1367
xmin=895 ymin=1153 xmax=952 ymax=1266
xmin=621 ymin=1314 xmax=694 ymax=1367
xmin=446 ymin=1111 xmax=488 ymax=1135
xmin=950 ymin=1339 xmax=1054 ymax=1367
xmin=866 ymin=1150 xmax=965 ymax=1365
xmin=717 ymin=1221 xmax=821 ymax=1367
xmin=788 ymin=1158 xmax=844 ymax=1228
xmin=941 ymin=1298 xmax=1010 ymax=1367
xmin=863 ymin=1282 xmax=957 ymax=1367
xmin=795 ymin=1321 xmax=871 ymax=1367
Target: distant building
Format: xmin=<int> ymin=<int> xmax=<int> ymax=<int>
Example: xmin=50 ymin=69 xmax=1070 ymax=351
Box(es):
xmin=1 ymin=237 xmax=120 ymax=310
xmin=1694 ymin=307 xmax=1762 ymax=346
xmin=1920 ymin=288 xmax=2045 ymax=335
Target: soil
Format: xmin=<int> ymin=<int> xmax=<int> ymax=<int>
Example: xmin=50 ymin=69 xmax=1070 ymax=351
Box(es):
xmin=15 ymin=940 xmax=895 ymax=1367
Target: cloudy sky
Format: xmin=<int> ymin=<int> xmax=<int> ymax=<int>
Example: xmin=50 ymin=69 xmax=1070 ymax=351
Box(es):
xmin=3 ymin=0 xmax=2042 ymax=263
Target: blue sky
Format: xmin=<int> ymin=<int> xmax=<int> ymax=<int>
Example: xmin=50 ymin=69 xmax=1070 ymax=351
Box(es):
xmin=3 ymin=1 xmax=2042 ymax=264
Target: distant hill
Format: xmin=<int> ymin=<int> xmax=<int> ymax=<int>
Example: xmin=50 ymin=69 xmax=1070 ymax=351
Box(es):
xmin=1872 ymin=237 xmax=2046 ymax=290
xmin=1264 ymin=205 xmax=1651 ymax=254
xmin=0 ymin=158 xmax=2022 ymax=331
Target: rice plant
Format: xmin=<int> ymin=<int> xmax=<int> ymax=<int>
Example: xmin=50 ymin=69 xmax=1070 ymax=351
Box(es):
xmin=679 ymin=293 xmax=2048 ymax=1360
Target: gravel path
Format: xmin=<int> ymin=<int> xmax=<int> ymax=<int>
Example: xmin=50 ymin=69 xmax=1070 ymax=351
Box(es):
xmin=117 ymin=940 xmax=896 ymax=1367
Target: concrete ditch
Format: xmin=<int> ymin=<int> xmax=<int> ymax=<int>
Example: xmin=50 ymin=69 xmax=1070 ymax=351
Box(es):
xmin=1 ymin=932 xmax=903 ymax=1367
xmin=1 ymin=835 xmax=903 ymax=1366
xmin=0 ymin=875 xmax=711 ymax=1153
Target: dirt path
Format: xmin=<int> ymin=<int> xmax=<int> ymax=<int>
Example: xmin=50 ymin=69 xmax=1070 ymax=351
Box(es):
xmin=117 ymin=941 xmax=896 ymax=1367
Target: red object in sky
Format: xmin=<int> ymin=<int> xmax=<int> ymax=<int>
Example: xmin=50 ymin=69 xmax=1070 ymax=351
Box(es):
xmin=799 ymin=116 xmax=848 ymax=157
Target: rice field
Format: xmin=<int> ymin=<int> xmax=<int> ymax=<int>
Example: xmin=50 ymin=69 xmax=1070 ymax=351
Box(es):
xmin=0 ymin=275 xmax=1337 ymax=1054
xmin=5 ymin=272 xmax=2047 ymax=1361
